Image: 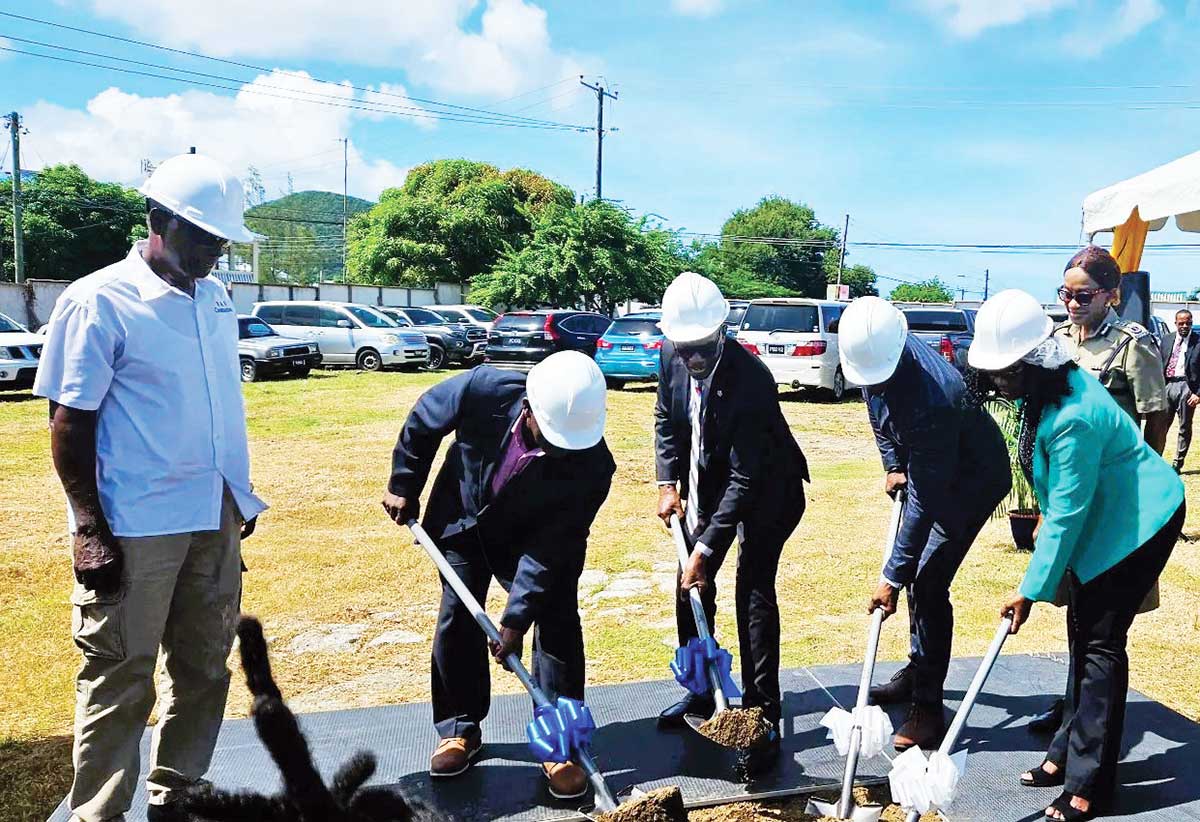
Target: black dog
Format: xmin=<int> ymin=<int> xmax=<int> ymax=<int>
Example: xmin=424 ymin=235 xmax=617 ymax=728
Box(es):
xmin=182 ymin=616 xmax=438 ymax=822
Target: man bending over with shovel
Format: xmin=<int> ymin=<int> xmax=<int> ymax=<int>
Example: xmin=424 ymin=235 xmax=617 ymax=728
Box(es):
xmin=382 ymin=351 xmax=614 ymax=800
xmin=653 ymin=271 xmax=809 ymax=774
xmin=838 ymin=297 xmax=1011 ymax=752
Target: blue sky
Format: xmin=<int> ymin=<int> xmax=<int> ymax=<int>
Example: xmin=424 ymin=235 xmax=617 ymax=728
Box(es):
xmin=4 ymin=0 xmax=1200 ymax=298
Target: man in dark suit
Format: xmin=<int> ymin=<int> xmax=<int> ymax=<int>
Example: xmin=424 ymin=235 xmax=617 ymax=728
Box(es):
xmin=381 ymin=351 xmax=614 ymax=799
xmin=1161 ymin=309 xmax=1200 ymax=473
xmin=838 ymin=297 xmax=1011 ymax=751
xmin=653 ymin=272 xmax=809 ymax=770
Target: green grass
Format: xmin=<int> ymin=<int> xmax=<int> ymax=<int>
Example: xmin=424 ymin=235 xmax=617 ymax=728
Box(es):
xmin=3 ymin=370 xmax=1200 ymax=820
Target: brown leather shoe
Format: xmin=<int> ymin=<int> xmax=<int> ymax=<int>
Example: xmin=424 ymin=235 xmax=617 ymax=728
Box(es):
xmin=430 ymin=733 xmax=482 ymax=777
xmin=893 ymin=703 xmax=946 ymax=752
xmin=542 ymin=761 xmax=588 ymax=800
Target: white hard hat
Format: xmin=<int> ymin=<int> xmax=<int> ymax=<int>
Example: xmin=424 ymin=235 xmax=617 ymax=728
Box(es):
xmin=838 ymin=296 xmax=909 ymax=386
xmin=140 ymin=153 xmax=255 ymax=243
xmin=525 ymin=350 xmax=607 ymax=450
xmin=659 ymin=271 xmax=729 ymax=343
xmin=968 ymin=289 xmax=1054 ymax=371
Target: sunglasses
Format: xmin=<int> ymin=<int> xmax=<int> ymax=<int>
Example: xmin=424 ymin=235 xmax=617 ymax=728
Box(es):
xmin=1057 ymin=287 xmax=1106 ymax=306
xmin=675 ymin=338 xmax=722 ymax=361
xmin=153 ymin=208 xmax=229 ymax=251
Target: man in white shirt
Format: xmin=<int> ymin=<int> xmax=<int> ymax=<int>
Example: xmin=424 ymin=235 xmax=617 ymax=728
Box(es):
xmin=34 ymin=154 xmax=265 ymax=822
xmin=1162 ymin=309 xmax=1200 ymax=473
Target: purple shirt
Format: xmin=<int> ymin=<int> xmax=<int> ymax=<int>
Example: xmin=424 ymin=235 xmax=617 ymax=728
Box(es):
xmin=491 ymin=410 xmax=545 ymax=497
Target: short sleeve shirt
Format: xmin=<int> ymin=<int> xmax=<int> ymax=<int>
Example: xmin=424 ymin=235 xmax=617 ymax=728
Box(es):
xmin=34 ymin=242 xmax=267 ymax=537
xmin=1054 ymin=309 xmax=1168 ymax=419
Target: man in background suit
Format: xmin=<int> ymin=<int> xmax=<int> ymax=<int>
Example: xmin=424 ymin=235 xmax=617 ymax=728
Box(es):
xmin=1161 ymin=309 xmax=1200 ymax=473
xmin=382 ymin=351 xmax=614 ymax=799
xmin=653 ymin=271 xmax=809 ymax=773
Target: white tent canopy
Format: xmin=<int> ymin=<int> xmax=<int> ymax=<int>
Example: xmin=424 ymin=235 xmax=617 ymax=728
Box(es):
xmin=1082 ymin=149 xmax=1200 ymax=236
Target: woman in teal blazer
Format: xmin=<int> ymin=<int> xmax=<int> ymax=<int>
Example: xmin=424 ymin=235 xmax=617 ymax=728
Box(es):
xmin=970 ymin=289 xmax=1185 ymax=822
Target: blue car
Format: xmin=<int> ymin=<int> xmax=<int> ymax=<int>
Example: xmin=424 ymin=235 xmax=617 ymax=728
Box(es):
xmin=594 ymin=311 xmax=664 ymax=389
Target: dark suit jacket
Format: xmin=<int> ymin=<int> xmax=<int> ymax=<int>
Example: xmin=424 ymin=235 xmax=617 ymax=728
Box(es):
xmin=866 ymin=336 xmax=1011 ymax=586
xmin=388 ymin=367 xmax=615 ymax=632
xmin=654 ymin=339 xmax=808 ymax=557
xmin=1161 ymin=331 xmax=1200 ymax=393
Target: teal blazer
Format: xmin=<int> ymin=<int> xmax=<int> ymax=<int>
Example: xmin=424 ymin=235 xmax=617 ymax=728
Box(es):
xmin=1021 ymin=366 xmax=1183 ymax=602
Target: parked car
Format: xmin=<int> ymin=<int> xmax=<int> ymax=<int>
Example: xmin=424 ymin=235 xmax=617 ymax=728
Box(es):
xmin=377 ymin=306 xmax=486 ymax=369
xmin=594 ymin=311 xmax=664 ymax=389
xmin=250 ymin=301 xmax=429 ymax=371
xmin=236 ymin=315 xmax=322 ymax=383
xmin=900 ymin=306 xmax=977 ymax=372
xmin=432 ymin=304 xmax=499 ymax=332
xmin=724 ymin=299 xmax=750 ymax=337
xmin=0 ymin=311 xmax=41 ymax=391
xmin=735 ymin=298 xmax=854 ymax=399
xmin=485 ymin=310 xmax=611 ymax=371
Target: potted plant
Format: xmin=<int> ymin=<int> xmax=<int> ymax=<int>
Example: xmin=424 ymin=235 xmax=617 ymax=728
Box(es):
xmin=986 ymin=398 xmax=1039 ymax=551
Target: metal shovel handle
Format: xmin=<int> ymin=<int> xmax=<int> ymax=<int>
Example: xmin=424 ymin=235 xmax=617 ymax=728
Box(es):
xmin=669 ymin=514 xmax=730 ymax=712
xmin=835 ymin=493 xmax=905 ymax=818
xmin=902 ymin=615 xmax=1013 ymax=822
xmin=408 ymin=521 xmax=619 ymax=812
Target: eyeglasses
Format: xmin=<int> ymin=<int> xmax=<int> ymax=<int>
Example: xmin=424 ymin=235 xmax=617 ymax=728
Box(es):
xmin=1057 ymin=287 xmax=1106 ymax=306
xmin=675 ymin=337 xmax=722 ymax=361
xmin=152 ymin=207 xmax=229 ymax=252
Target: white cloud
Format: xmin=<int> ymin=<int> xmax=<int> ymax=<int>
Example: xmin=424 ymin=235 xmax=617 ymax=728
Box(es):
xmin=84 ymin=0 xmax=589 ymax=97
xmin=1061 ymin=0 xmax=1164 ymax=57
xmin=671 ymin=0 xmax=724 ymax=17
xmin=914 ymin=0 xmax=1076 ymax=37
xmin=22 ymin=71 xmax=410 ymax=200
xmin=358 ymin=83 xmax=437 ymax=130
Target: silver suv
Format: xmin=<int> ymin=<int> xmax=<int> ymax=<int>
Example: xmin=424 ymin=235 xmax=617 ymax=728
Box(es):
xmin=237 ymin=315 xmax=322 ymax=382
xmin=250 ymin=301 xmax=429 ymax=371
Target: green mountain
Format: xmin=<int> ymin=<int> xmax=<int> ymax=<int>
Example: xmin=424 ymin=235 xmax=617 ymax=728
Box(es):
xmin=245 ymin=191 xmax=374 ymax=283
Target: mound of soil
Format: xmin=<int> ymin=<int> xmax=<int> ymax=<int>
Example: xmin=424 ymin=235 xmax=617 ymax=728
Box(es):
xmin=597 ymin=786 xmax=688 ymax=822
xmin=686 ymin=785 xmax=940 ymax=822
xmin=698 ymin=707 xmax=770 ymax=749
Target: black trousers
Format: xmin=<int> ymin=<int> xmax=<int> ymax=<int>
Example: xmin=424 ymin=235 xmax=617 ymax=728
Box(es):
xmin=906 ymin=510 xmax=994 ymax=706
xmin=431 ymin=530 xmax=585 ymax=740
xmin=1046 ymin=502 xmax=1184 ymax=803
xmin=676 ymin=486 xmax=805 ymax=728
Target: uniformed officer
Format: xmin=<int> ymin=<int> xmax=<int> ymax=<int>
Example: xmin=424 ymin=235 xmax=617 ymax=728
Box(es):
xmin=1030 ymin=244 xmax=1168 ymax=735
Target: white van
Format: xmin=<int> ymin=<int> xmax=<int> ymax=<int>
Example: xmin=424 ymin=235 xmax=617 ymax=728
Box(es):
xmin=250 ymin=301 xmax=429 ymax=371
xmin=735 ymin=298 xmax=855 ymax=399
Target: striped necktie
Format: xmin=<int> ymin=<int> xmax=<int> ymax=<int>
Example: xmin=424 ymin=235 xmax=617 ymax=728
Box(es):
xmin=686 ymin=379 xmax=703 ymax=534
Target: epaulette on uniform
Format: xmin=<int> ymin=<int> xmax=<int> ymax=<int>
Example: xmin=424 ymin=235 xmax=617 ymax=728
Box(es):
xmin=1112 ymin=319 xmax=1153 ymax=342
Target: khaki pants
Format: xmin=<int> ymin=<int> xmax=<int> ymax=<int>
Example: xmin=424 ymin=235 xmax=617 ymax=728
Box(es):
xmin=69 ymin=494 xmax=242 ymax=822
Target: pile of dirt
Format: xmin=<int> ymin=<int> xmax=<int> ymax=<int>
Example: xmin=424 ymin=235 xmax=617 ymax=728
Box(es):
xmin=697 ymin=707 xmax=770 ymax=749
xmin=686 ymin=784 xmax=940 ymax=822
xmin=597 ymin=786 xmax=688 ymax=822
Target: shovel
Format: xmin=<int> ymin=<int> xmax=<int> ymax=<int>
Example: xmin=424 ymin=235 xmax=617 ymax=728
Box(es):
xmin=805 ymin=493 xmax=905 ymax=822
xmin=889 ymin=615 xmax=1014 ymax=821
xmin=408 ymin=520 xmax=620 ymax=813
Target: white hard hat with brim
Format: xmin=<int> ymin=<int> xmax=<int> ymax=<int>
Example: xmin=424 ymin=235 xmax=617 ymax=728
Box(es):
xmin=967 ymin=289 xmax=1055 ymax=371
xmin=140 ymin=153 xmax=255 ymax=243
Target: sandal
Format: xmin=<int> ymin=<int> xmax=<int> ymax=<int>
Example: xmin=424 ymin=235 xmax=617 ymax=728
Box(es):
xmin=1045 ymin=792 xmax=1099 ymax=821
xmin=1021 ymin=761 xmax=1065 ymax=787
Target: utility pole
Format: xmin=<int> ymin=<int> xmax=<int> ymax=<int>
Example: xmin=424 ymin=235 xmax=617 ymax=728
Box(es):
xmin=984 ymin=268 xmax=990 ymax=300
xmin=5 ymin=112 xmax=25 ymax=284
xmin=836 ymin=213 xmax=849 ymax=287
xmin=340 ymin=137 xmax=348 ymax=281
xmin=579 ymin=77 xmax=618 ymax=201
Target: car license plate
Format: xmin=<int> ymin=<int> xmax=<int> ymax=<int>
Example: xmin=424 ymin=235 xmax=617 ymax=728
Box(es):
xmin=505 ymin=337 xmax=522 ymax=346
xmin=767 ymin=344 xmax=786 ymax=355
xmin=620 ymin=344 xmax=635 ymax=352
xmin=292 ymin=358 xmax=306 ymax=366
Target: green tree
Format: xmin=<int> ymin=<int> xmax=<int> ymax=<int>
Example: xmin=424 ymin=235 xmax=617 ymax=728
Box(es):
xmin=0 ymin=164 xmax=145 ymax=282
xmin=347 ymin=159 xmax=574 ymax=287
xmin=889 ymin=278 xmax=954 ymax=303
xmin=468 ymin=200 xmax=683 ymax=315
xmin=835 ymin=263 xmax=880 ymax=298
xmin=685 ymin=241 xmax=791 ymax=299
xmin=714 ymin=196 xmax=838 ymax=296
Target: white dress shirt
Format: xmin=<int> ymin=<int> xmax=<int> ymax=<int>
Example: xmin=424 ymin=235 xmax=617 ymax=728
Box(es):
xmin=1169 ymin=334 xmax=1190 ymax=378
xmin=34 ymin=242 xmax=267 ymax=537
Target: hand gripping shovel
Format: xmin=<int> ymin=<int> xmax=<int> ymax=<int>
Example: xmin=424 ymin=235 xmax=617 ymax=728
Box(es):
xmin=408 ymin=521 xmax=620 ymax=813
xmin=805 ymin=493 xmax=905 ymax=822
xmin=667 ymin=514 xmax=773 ymax=752
xmin=889 ymin=616 xmax=1014 ymax=821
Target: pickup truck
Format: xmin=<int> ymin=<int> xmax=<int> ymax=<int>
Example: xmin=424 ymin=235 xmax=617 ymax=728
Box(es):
xmin=900 ymin=306 xmax=976 ymax=372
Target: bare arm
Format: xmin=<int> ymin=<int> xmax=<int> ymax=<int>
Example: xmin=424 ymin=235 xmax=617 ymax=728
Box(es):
xmin=50 ymin=402 xmax=122 ymax=593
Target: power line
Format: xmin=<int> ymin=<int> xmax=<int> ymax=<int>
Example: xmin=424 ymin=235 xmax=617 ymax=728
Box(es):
xmin=0 ymin=12 xmax=588 ymax=129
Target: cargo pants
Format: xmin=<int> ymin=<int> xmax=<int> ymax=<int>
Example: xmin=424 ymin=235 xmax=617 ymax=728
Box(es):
xmin=68 ymin=493 xmax=242 ymax=822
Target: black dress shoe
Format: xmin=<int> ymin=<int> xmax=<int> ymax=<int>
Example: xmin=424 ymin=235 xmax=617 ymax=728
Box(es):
xmin=148 ymin=802 xmax=187 ymax=822
xmin=736 ymin=727 xmax=780 ymax=780
xmin=657 ymin=693 xmax=715 ymax=729
xmin=1029 ymin=698 xmax=1065 ymax=734
xmin=869 ymin=665 xmax=914 ymax=705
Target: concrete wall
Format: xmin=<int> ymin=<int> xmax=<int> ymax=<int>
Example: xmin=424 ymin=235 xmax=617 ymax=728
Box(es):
xmin=0 ymin=280 xmax=69 ymax=329
xmin=228 ymin=281 xmax=462 ymax=314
